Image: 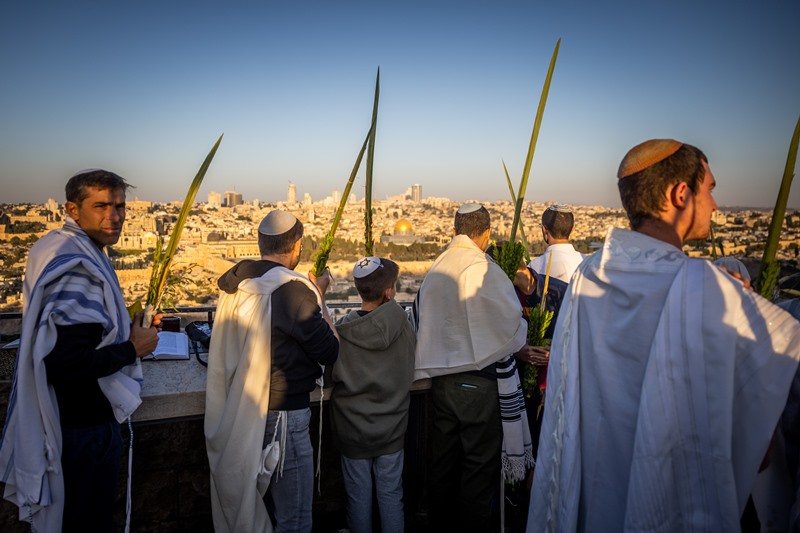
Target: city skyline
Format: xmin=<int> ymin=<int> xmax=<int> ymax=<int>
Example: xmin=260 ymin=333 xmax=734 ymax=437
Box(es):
xmin=1 ymin=2 xmax=799 ymax=209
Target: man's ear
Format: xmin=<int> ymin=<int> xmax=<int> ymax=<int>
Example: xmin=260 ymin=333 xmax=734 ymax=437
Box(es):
xmin=65 ymin=201 xmax=79 ymax=221
xmin=669 ymin=181 xmax=691 ymax=209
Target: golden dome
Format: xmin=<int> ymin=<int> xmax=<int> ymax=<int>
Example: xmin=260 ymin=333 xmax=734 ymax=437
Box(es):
xmin=394 ymin=219 xmax=413 ymax=235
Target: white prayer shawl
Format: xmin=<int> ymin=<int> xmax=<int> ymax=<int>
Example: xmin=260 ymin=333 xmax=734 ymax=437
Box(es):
xmin=529 ymin=227 xmax=800 ymax=532
xmin=205 ymin=266 xmax=322 ymax=533
xmin=528 ymin=243 xmax=585 ymax=284
xmin=0 ymin=218 xmax=142 ymax=530
xmin=414 ymin=234 xmax=527 ymax=379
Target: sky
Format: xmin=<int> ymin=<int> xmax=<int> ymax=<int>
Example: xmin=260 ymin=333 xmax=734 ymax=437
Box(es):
xmin=1 ymin=1 xmax=799 ymax=209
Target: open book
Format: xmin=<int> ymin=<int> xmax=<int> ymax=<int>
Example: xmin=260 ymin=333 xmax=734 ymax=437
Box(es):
xmin=144 ymin=331 xmax=190 ymax=360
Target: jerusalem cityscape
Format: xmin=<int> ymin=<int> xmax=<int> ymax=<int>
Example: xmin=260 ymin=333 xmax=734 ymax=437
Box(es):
xmin=1 ymin=181 xmax=798 ymax=315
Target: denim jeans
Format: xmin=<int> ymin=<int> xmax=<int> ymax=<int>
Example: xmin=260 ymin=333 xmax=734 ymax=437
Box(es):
xmin=61 ymin=421 xmax=123 ymax=533
xmin=263 ymin=408 xmax=313 ymax=533
xmin=341 ymin=450 xmax=405 ymax=533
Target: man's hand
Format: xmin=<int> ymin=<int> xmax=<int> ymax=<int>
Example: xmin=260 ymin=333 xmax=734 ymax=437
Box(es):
xmin=722 ymin=268 xmax=752 ymax=290
xmin=514 ymin=345 xmax=550 ymax=366
xmin=514 ymin=264 xmax=536 ymax=296
xmin=130 ymin=311 xmax=159 ymax=358
xmin=309 ymin=268 xmax=332 ymax=295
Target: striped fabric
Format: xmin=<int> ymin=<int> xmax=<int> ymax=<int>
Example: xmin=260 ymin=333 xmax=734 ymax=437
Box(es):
xmin=0 ymin=218 xmax=142 ymax=530
xmin=496 ymin=355 xmax=534 ymax=482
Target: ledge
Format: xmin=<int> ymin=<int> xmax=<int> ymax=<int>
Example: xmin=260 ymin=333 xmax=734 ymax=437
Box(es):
xmin=136 ymin=356 xmax=431 ymax=423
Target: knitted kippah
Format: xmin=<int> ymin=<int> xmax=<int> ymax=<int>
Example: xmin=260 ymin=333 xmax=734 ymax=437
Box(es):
xmin=457 ymin=202 xmax=483 ymax=214
xmin=258 ymin=210 xmax=298 ymax=235
xmin=546 ymin=204 xmax=572 ymax=214
xmin=618 ymin=139 xmax=683 ymax=179
xmin=353 ymin=256 xmax=383 ymax=278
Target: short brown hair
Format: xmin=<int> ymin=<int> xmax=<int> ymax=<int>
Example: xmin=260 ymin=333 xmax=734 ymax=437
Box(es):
xmin=454 ymin=206 xmax=490 ymax=238
xmin=66 ymin=169 xmax=131 ymax=204
xmin=258 ymin=219 xmax=304 ymax=255
xmin=542 ymin=209 xmax=574 ymax=239
xmin=355 ymin=258 xmax=400 ymax=302
xmin=618 ymin=144 xmax=707 ymax=229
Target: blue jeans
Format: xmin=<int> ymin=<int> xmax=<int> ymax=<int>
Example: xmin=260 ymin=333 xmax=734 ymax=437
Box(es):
xmin=61 ymin=421 xmax=122 ymax=533
xmin=341 ymin=450 xmax=405 ymax=533
xmin=263 ymin=408 xmax=313 ymax=533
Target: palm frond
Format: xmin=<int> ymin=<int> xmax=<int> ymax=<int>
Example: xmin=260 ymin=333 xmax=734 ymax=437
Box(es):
xmin=143 ymin=134 xmax=222 ymax=324
xmin=756 ymin=115 xmax=799 ymax=299
xmin=364 ymin=67 xmax=380 ymax=256
xmin=509 ymin=38 xmax=560 ymax=243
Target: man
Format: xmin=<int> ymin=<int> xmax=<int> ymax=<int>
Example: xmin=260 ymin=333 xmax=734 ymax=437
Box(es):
xmin=414 ymin=203 xmax=534 ymax=531
xmin=0 ymin=169 xmax=159 ymax=531
xmin=528 ymin=204 xmax=584 ymax=284
xmin=528 ymin=140 xmax=800 ymax=531
xmin=205 ymin=210 xmax=339 ymax=532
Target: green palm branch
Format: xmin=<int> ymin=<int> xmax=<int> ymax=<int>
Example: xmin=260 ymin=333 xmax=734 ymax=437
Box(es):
xmin=755 ymin=115 xmax=799 ymax=299
xmin=498 ymin=38 xmax=560 ymax=280
xmin=141 ymin=134 xmax=223 ymax=325
xmin=312 ymin=127 xmax=372 ymax=276
xmin=364 ymin=67 xmax=380 ymax=256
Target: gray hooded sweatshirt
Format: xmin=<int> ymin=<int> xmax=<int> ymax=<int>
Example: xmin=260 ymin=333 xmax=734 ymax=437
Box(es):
xmin=330 ymin=299 xmax=416 ymax=459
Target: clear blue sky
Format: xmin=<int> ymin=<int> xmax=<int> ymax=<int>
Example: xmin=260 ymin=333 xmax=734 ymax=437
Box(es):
xmin=1 ymin=0 xmax=798 ymax=209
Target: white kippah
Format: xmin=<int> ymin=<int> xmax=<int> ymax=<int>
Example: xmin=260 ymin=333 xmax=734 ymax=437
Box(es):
xmin=546 ymin=204 xmax=572 ymax=213
xmin=258 ymin=210 xmax=298 ymax=236
xmin=457 ymin=203 xmax=483 ymax=214
xmin=353 ymin=256 xmax=383 ymax=279
xmin=70 ymin=168 xmax=104 ymax=178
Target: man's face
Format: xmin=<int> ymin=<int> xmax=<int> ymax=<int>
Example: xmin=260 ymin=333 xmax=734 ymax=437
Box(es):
xmin=685 ymin=161 xmax=718 ymax=241
xmin=65 ymin=186 xmax=126 ymax=248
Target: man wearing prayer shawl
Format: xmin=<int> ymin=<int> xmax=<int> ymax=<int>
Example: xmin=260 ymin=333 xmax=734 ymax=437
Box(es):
xmin=414 ymin=203 xmax=533 ymax=531
xmin=528 ymin=140 xmax=800 ymax=531
xmin=205 ymin=210 xmax=339 ymax=532
xmin=0 ymin=169 xmax=159 ymax=531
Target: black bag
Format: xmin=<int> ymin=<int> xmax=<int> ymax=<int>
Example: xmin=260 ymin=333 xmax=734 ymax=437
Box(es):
xmin=184 ymin=321 xmax=212 ymax=367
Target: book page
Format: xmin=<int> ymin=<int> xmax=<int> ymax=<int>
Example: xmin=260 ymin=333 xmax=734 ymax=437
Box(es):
xmin=145 ymin=332 xmax=190 ymax=360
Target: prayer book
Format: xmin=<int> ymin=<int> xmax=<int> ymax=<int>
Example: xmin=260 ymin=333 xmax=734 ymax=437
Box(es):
xmin=144 ymin=331 xmax=190 ymax=360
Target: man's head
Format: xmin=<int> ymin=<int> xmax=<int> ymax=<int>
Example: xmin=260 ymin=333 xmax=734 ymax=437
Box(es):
xmin=258 ymin=210 xmax=304 ymax=269
xmin=454 ymin=203 xmax=491 ymax=251
xmin=541 ymin=204 xmax=574 ymax=243
xmin=64 ymin=169 xmax=131 ymax=248
xmin=352 ymin=256 xmax=399 ymax=304
xmin=618 ymin=139 xmax=717 ymax=242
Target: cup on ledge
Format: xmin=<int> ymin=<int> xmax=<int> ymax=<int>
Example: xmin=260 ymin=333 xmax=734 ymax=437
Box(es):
xmin=160 ymin=316 xmax=181 ymax=332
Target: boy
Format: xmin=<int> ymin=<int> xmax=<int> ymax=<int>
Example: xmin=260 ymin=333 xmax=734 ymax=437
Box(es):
xmin=330 ymin=257 xmax=416 ymax=533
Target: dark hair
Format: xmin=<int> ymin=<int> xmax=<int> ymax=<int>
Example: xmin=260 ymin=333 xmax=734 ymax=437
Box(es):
xmin=65 ymin=169 xmax=131 ymax=204
xmin=454 ymin=206 xmax=490 ymax=238
xmin=618 ymin=144 xmax=708 ymax=229
xmin=258 ymin=219 xmax=304 ymax=255
xmin=542 ymin=209 xmax=574 ymax=239
xmin=355 ymin=258 xmax=400 ymax=302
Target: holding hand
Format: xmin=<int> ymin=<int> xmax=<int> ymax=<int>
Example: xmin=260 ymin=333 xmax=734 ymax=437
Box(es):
xmin=130 ymin=311 xmax=159 ymax=358
xmin=514 ymin=345 xmax=550 ymax=366
xmin=309 ymin=268 xmax=332 ymax=295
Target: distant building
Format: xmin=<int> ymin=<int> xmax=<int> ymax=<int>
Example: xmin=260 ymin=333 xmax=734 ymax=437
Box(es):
xmin=303 ymin=193 xmax=312 ymax=207
xmin=412 ymin=184 xmax=422 ymax=203
xmin=349 ymin=193 xmax=357 ymax=204
xmin=207 ymin=191 xmax=222 ymax=208
xmin=224 ymin=191 xmax=243 ymax=208
xmin=288 ymin=182 xmax=297 ymax=204
xmin=333 ymin=189 xmax=340 ymax=204
xmin=45 ymin=198 xmax=59 ymax=214
xmin=380 ymin=218 xmax=418 ymax=246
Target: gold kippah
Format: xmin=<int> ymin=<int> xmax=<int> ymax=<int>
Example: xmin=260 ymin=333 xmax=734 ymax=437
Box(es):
xmin=617 ymin=139 xmax=683 ymax=179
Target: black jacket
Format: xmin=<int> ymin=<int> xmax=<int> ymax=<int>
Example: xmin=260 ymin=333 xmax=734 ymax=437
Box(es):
xmin=218 ymin=260 xmax=339 ymax=410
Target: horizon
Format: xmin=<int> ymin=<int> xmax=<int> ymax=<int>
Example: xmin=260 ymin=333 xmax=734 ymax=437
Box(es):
xmin=1 ymin=2 xmax=799 ymax=209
